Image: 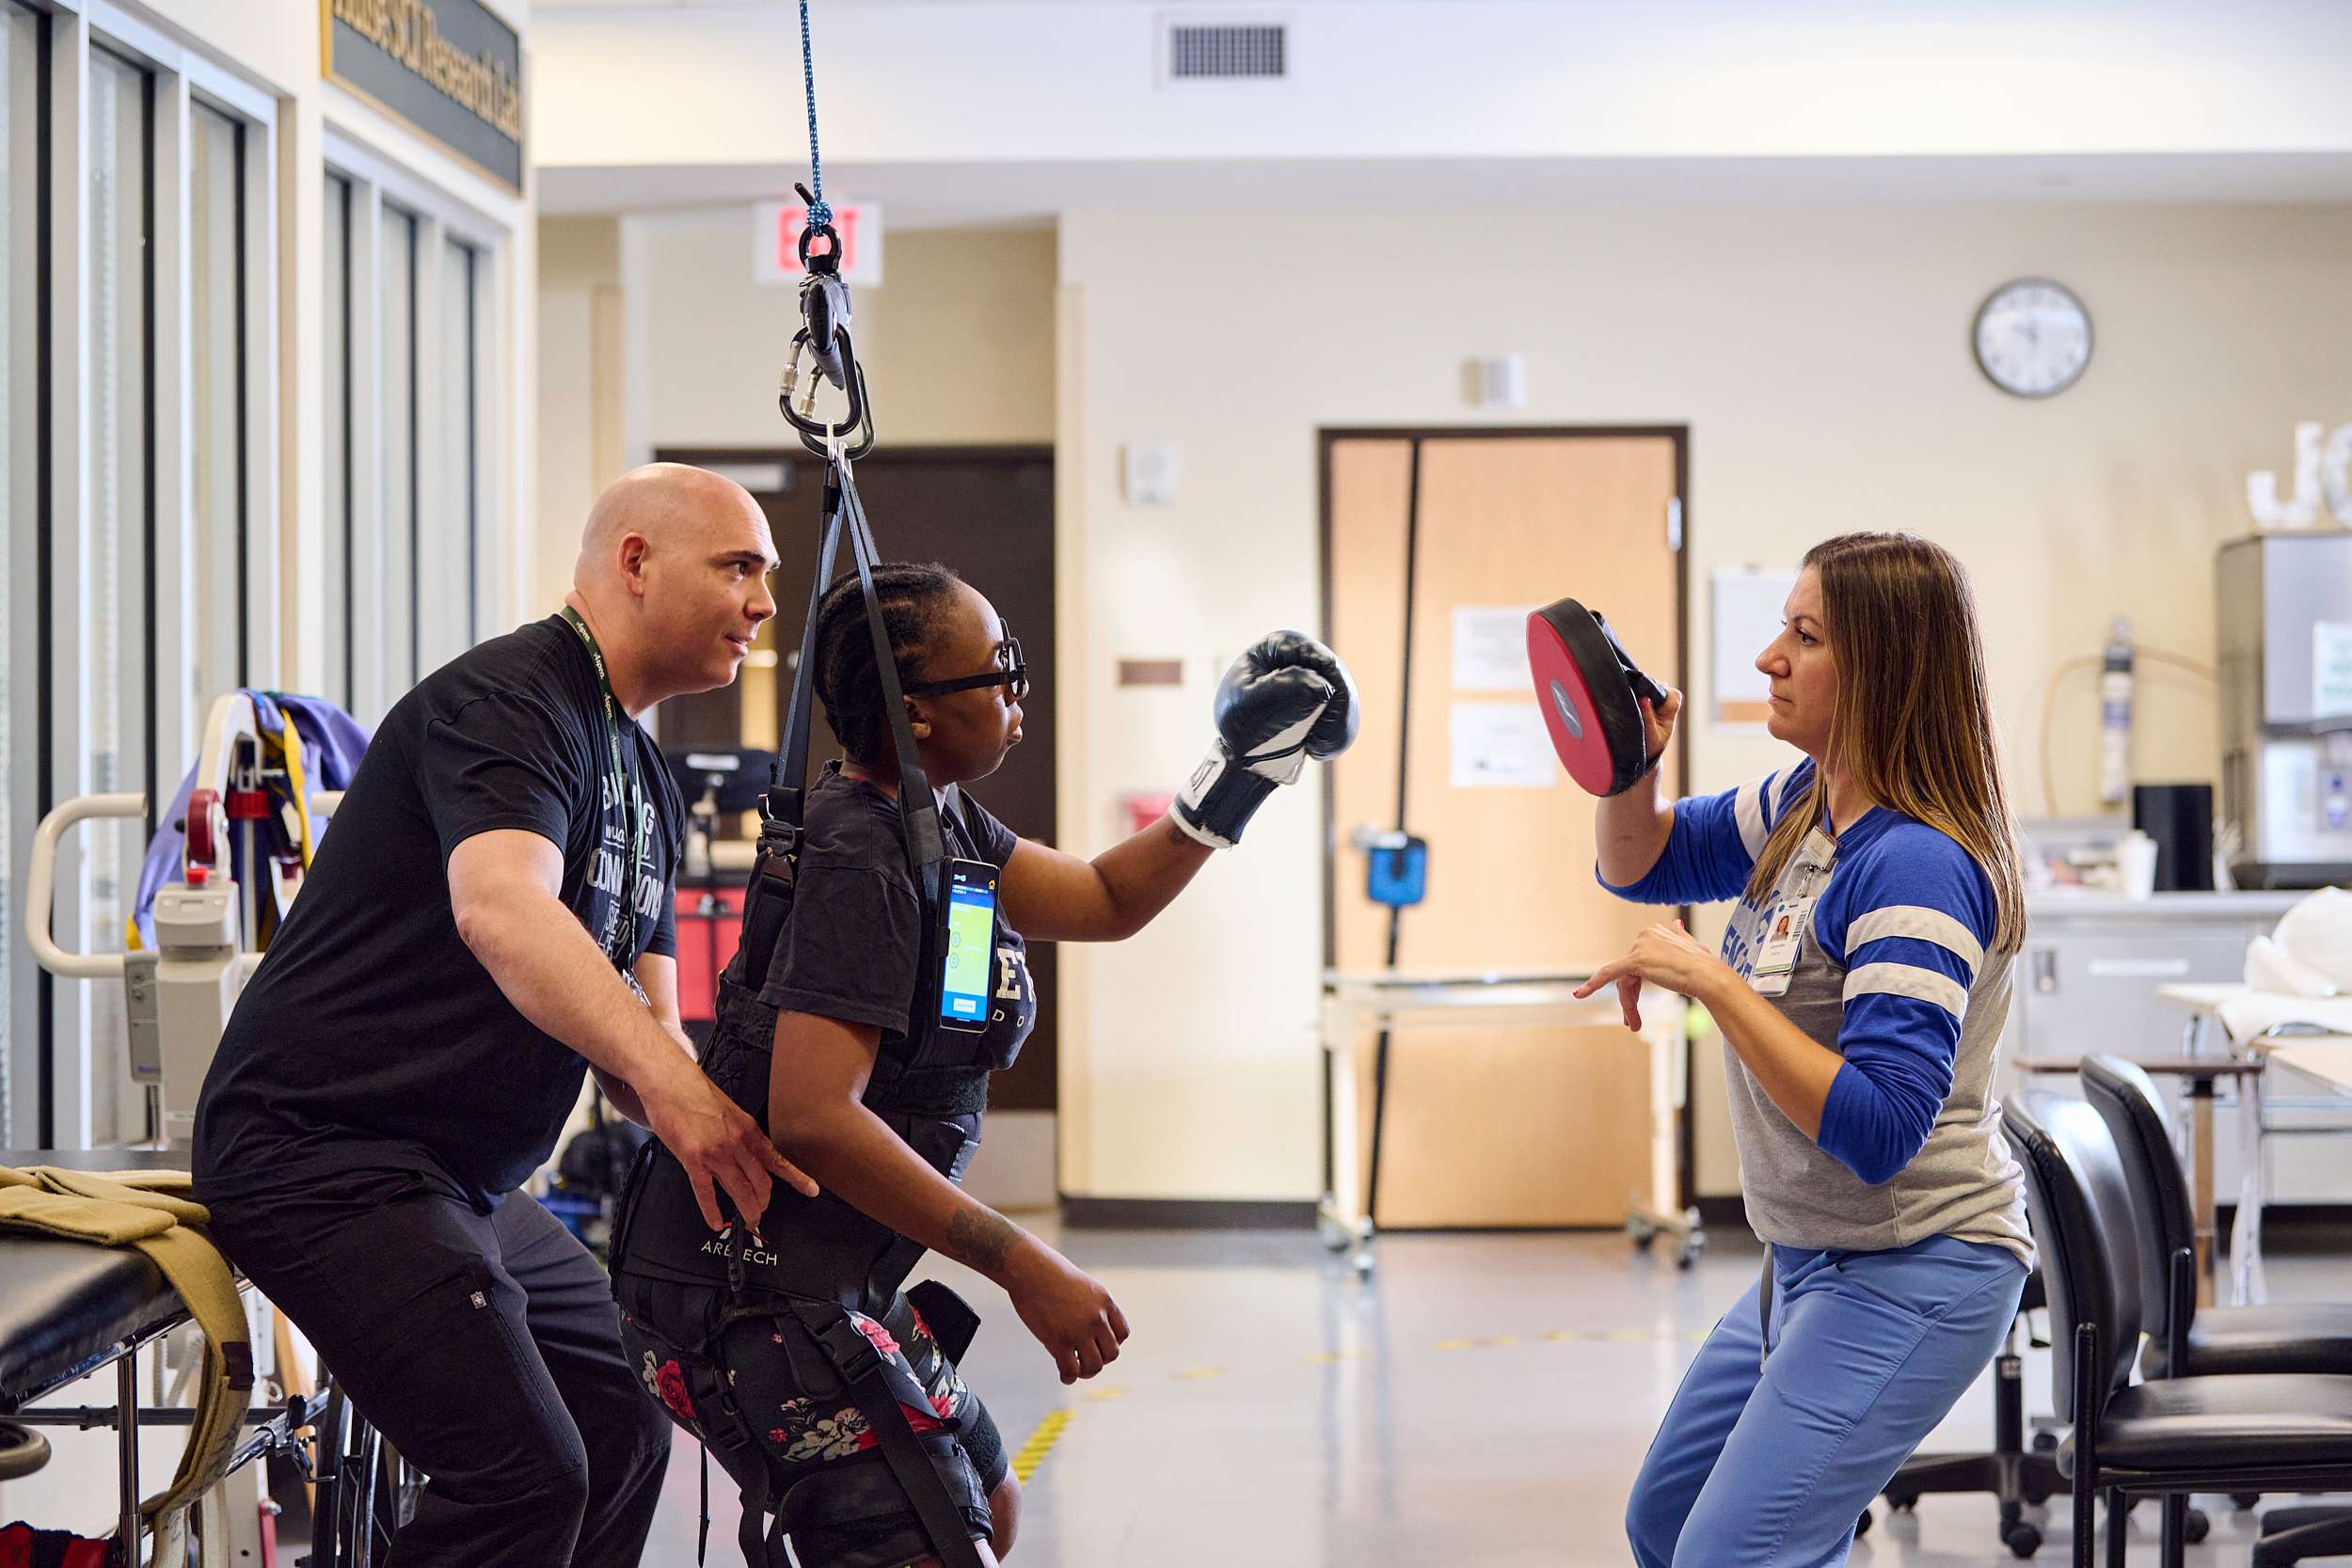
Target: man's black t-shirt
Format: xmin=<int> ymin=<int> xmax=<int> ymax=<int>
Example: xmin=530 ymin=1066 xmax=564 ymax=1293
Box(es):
xmin=193 ymin=615 xmax=684 ymax=1211
xmin=755 ymin=762 xmax=1036 ymax=1079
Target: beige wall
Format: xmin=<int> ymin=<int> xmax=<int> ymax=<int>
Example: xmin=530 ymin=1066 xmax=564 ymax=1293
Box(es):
xmin=612 ymin=208 xmax=1056 ymax=463
xmin=540 ymin=210 xmax=1057 ymax=708
xmin=541 ymin=211 xmax=1064 ymax=602
xmin=535 ymin=215 xmax=623 ymax=607
xmin=1054 ymin=201 xmax=2352 ymax=1202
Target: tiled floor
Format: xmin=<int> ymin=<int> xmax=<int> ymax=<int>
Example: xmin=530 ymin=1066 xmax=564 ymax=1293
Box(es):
xmin=644 ymin=1220 xmax=2352 ymax=1566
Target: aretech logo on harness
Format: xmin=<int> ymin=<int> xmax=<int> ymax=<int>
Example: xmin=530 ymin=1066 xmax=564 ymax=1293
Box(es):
xmin=701 ymin=1227 xmax=779 ymax=1269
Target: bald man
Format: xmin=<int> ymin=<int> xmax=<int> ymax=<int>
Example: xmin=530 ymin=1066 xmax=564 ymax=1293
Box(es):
xmin=194 ymin=464 xmax=806 ymax=1568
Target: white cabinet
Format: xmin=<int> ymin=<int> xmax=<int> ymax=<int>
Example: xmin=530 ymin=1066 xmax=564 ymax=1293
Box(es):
xmin=2005 ymin=892 xmax=2351 ymax=1207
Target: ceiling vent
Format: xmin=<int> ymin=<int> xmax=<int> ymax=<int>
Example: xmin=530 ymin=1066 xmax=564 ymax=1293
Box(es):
xmin=1163 ymin=21 xmax=1287 ymax=82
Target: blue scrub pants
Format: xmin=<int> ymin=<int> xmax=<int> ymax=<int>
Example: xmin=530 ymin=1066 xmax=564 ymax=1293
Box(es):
xmin=1626 ymin=1233 xmax=2028 ymax=1568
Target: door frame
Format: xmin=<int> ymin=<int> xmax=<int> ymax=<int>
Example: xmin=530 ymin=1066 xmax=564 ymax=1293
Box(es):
xmin=1316 ymin=423 xmax=1693 ymax=1206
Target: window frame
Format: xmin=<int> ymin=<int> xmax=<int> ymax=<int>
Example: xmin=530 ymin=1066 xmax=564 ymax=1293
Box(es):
xmin=22 ymin=0 xmax=280 ymax=1147
xmin=323 ymin=131 xmax=506 ymax=727
xmin=3 ymin=0 xmax=52 ymax=1148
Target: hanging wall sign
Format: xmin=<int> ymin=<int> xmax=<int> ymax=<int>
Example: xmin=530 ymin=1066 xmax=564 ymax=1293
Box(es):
xmin=324 ymin=0 xmax=525 ymax=194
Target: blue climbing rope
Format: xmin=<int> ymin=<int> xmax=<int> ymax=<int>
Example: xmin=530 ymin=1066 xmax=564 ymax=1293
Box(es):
xmin=798 ymin=0 xmax=831 ymax=230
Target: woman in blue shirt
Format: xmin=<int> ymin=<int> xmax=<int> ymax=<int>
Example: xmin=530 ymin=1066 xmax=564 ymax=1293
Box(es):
xmin=1578 ymin=531 xmax=2032 ymax=1568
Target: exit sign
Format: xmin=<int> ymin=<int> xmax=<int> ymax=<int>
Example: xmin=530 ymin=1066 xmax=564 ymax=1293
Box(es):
xmin=753 ymin=201 xmax=882 ymax=287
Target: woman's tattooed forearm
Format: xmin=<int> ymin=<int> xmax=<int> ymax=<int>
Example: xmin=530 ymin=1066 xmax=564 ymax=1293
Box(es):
xmin=946 ymin=1203 xmax=1021 ymax=1273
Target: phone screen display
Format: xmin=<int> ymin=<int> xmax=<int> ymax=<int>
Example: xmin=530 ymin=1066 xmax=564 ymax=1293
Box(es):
xmin=938 ymin=863 xmax=997 ymax=1030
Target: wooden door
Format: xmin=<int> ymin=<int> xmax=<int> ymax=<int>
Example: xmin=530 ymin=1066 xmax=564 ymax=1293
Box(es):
xmin=1325 ymin=432 xmax=1684 ymax=1227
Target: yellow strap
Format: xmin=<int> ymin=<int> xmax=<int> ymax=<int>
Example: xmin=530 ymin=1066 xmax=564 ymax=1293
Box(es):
xmin=0 ymin=1185 xmax=177 ymax=1243
xmin=23 ymin=1165 xmax=209 ymax=1227
xmin=0 ymin=1164 xmax=249 ymax=1522
xmin=277 ymin=707 xmax=318 ymax=868
xmin=128 ymin=1225 xmax=252 ymax=1522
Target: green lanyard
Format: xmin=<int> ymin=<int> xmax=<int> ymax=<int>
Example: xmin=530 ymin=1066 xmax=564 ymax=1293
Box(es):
xmin=559 ymin=606 xmax=648 ymax=972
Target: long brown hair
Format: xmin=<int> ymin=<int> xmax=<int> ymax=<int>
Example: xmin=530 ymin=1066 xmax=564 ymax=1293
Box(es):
xmin=1743 ymin=532 xmax=2026 ymax=954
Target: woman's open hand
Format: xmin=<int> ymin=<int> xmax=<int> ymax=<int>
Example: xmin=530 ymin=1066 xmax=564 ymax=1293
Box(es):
xmin=1573 ymin=920 xmax=1730 ymax=1031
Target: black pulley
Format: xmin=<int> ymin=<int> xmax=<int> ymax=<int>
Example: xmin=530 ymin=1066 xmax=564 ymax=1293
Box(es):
xmin=1525 ymin=597 xmax=1668 ymax=797
xmin=802 ymin=273 xmax=852 ymax=388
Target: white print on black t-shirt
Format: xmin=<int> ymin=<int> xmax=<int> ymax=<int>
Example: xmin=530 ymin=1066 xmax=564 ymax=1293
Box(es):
xmin=996 ymin=946 xmax=1023 ymax=1001
xmin=592 ymin=772 xmax=663 ymax=961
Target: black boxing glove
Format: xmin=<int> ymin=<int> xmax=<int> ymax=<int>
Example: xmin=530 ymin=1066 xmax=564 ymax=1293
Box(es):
xmin=1171 ymin=631 xmax=1360 ymax=849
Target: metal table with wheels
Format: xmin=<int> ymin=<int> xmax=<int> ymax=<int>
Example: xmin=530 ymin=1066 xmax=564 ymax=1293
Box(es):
xmin=1318 ymin=970 xmax=1695 ymax=1276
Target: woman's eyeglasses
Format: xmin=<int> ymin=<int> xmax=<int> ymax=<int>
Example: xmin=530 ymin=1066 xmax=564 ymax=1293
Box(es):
xmin=906 ymin=626 xmax=1028 ymax=702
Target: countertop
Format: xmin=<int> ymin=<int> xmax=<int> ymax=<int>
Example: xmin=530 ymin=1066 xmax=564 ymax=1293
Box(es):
xmin=2025 ymin=889 xmax=2311 ymax=922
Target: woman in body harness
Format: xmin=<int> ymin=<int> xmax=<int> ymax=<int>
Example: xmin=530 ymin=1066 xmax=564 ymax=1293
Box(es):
xmin=607 ymin=201 xmax=1360 ymax=1568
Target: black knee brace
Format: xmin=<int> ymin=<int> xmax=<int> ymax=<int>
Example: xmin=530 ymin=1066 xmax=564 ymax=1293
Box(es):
xmin=776 ymin=1443 xmax=992 ymax=1568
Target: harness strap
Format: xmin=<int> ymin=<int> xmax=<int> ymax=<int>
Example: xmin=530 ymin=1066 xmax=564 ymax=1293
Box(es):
xmin=786 ymin=1299 xmax=987 ymax=1568
xmin=699 ymin=1335 xmax=781 ymax=1568
xmin=865 ymin=1065 xmax=991 ymax=1119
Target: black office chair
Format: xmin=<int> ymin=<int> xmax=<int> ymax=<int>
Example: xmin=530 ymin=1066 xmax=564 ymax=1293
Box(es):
xmin=2009 ymin=1088 xmax=2352 ymax=1568
xmin=1868 ymin=1269 xmax=2064 ymax=1558
xmin=2080 ymin=1053 xmax=2352 ymax=1565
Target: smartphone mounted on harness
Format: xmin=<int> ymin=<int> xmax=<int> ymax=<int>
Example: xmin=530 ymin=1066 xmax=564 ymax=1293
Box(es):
xmin=937 ymin=861 xmax=1000 ymax=1034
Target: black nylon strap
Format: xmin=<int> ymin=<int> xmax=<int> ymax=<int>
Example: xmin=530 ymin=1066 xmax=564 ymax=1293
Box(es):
xmin=775 ymin=478 xmax=849 ymax=799
xmin=865 ymin=1065 xmax=991 ymax=1118
xmin=702 ymin=1345 xmax=779 ymax=1568
xmin=839 ymin=469 xmax=945 ymax=872
xmin=787 ymin=1299 xmax=986 ymax=1568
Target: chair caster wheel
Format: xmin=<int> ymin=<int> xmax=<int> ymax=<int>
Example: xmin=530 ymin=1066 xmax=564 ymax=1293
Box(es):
xmin=2185 ymin=1507 xmax=2210 ymax=1544
xmin=1887 ymin=1493 xmax=1919 ymax=1513
xmin=2031 ymin=1430 xmax=2058 ymax=1453
xmin=2233 ymin=1493 xmax=2263 ymax=1511
xmin=1853 ymin=1508 xmax=1872 ymax=1537
xmin=2023 ymin=1485 xmax=2051 ymax=1505
xmin=2004 ymin=1522 xmax=2043 ymax=1558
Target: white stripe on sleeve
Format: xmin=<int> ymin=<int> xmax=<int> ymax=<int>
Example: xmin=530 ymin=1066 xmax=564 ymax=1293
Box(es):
xmin=1844 ymin=905 xmax=1985 ymax=974
xmin=1844 ymin=961 xmax=1969 ymax=1022
xmin=1733 ymin=776 xmax=1770 ymax=860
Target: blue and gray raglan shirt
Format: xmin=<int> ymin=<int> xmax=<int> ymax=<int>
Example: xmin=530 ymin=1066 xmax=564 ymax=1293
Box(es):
xmin=1603 ymin=757 xmax=2032 ymax=1265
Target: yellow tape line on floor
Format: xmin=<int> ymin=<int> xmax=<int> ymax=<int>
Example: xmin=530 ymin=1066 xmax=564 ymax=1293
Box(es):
xmin=1010 ymin=1409 xmax=1074 ymax=1484
xmin=998 ymin=1319 xmax=1713 ymax=1484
